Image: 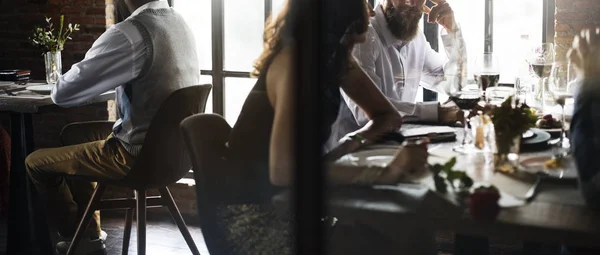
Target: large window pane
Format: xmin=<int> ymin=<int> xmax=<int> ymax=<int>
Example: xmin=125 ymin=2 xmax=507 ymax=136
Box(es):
xmin=441 ymin=0 xmax=486 ymax=80
xmin=224 ymin=0 xmax=265 ymax=72
xmin=494 ymin=0 xmax=543 ymax=83
xmin=174 ymin=0 xmax=212 ymax=70
xmin=200 ymin=75 xmax=213 ymax=113
xmin=225 ymin=78 xmax=257 ymax=125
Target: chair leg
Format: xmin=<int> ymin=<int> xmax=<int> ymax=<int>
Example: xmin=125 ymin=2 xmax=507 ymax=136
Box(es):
xmin=135 ymin=189 xmax=147 ymax=255
xmin=122 ymin=208 xmax=134 ymax=255
xmin=67 ymin=184 xmax=107 ymax=255
xmin=159 ymin=187 xmax=201 ymax=255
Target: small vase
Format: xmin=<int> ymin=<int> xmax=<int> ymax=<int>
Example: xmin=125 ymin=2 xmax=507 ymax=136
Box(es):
xmin=44 ymin=51 xmax=62 ymax=85
xmin=494 ymin=135 xmax=521 ymax=173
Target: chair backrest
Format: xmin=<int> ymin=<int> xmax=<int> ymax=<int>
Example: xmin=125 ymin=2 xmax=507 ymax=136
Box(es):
xmin=120 ymin=84 xmax=212 ymax=189
xmin=180 ymin=113 xmax=232 ymax=255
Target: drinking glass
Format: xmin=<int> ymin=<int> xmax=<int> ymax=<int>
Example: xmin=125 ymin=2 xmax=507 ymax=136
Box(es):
xmin=548 ymin=61 xmax=576 ymax=150
xmin=474 ymin=53 xmax=500 ymax=102
xmin=527 ymin=43 xmax=555 ymax=112
xmin=447 ymin=76 xmax=482 ymax=154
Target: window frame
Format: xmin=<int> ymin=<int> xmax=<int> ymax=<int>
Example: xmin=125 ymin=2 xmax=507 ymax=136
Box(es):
xmin=172 ymin=0 xmax=273 ymax=116
xmin=172 ymin=0 xmax=555 ymax=113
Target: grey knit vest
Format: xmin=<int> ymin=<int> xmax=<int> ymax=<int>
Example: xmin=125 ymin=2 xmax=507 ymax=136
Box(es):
xmin=113 ymin=7 xmax=199 ymax=156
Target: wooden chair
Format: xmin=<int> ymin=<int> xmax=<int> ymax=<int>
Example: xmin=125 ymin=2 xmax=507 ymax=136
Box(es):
xmin=180 ymin=113 xmax=232 ymax=255
xmin=66 ymin=84 xmax=212 ymax=255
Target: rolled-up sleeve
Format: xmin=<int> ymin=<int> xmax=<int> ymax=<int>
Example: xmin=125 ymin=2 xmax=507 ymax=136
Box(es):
xmin=348 ymin=28 xmax=382 ymax=126
xmin=421 ymin=29 xmax=467 ymax=95
xmin=51 ymin=25 xmax=139 ymax=107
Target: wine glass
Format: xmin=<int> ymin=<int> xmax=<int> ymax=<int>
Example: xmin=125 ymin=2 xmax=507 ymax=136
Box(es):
xmin=474 ymin=53 xmax=501 ymax=102
xmin=527 ymin=43 xmax=555 ymax=112
xmin=548 ymin=61 xmax=576 ymax=150
xmin=447 ymin=72 xmax=482 ymax=154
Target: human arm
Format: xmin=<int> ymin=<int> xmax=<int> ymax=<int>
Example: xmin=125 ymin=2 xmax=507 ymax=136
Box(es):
xmin=350 ymin=29 xmax=439 ymax=123
xmin=51 ymin=24 xmax=143 ymax=107
xmin=266 ymin=46 xmax=426 ymax=186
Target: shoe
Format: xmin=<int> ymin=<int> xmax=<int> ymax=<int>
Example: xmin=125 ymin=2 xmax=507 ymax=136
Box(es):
xmin=58 ymin=230 xmax=108 ymax=242
xmin=54 ymin=231 xmax=107 ymax=255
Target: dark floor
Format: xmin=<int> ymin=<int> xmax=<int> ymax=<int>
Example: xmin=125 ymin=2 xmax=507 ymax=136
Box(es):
xmin=0 ymin=213 xmax=562 ymax=255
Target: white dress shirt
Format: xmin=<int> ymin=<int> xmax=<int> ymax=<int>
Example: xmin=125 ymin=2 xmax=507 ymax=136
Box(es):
xmin=51 ymin=0 xmax=169 ymax=107
xmin=325 ymin=4 xmax=466 ymax=152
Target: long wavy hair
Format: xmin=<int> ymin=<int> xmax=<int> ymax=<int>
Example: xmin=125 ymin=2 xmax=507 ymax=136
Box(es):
xmin=251 ymin=0 xmax=369 ymax=82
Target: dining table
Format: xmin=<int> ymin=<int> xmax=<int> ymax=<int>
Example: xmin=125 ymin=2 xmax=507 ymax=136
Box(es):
xmin=273 ymin=123 xmax=600 ymax=254
xmin=0 ymin=81 xmax=115 ymax=255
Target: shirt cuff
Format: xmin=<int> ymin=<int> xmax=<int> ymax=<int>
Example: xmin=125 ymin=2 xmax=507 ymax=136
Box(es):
xmin=416 ymin=101 xmax=439 ymax=123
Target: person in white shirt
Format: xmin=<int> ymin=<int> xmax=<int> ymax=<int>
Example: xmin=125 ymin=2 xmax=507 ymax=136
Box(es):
xmin=326 ymin=0 xmax=465 ymax=151
xmin=24 ymin=0 xmax=199 ymax=254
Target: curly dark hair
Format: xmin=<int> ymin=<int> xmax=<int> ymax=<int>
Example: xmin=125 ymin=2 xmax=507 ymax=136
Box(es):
xmin=251 ymin=0 xmax=369 ymax=82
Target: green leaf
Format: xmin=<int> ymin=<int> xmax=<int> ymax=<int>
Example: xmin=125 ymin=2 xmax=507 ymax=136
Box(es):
xmin=434 ymin=176 xmax=447 ymax=194
xmin=442 ymin=157 xmax=456 ymax=173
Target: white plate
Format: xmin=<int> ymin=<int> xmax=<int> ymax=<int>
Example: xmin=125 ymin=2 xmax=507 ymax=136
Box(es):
xmin=335 ymin=148 xmax=398 ymax=167
xmin=26 ymin=84 xmax=53 ymax=95
xmin=519 ymin=155 xmax=578 ymax=179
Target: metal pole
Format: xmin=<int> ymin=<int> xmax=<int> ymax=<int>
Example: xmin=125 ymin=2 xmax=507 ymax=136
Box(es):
xmin=484 ymin=0 xmax=493 ymax=53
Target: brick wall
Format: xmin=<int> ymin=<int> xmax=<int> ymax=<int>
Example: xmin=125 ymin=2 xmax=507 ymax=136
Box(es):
xmin=0 ymin=0 xmax=117 ymax=139
xmin=554 ymin=0 xmax=600 ymax=61
xmin=0 ymin=0 xmax=114 ymax=77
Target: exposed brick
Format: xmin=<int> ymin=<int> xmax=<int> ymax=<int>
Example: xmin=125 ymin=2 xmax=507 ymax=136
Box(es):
xmin=86 ymin=7 xmax=106 ymax=16
xmin=556 ymin=12 xmax=589 ymax=21
xmin=555 ymin=23 xmax=571 ymax=32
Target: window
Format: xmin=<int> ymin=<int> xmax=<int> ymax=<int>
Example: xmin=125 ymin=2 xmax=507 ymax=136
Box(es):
xmin=178 ymin=0 xmax=553 ymax=119
xmin=175 ymin=0 xmax=281 ymax=125
xmin=371 ymin=0 xmax=552 ymax=102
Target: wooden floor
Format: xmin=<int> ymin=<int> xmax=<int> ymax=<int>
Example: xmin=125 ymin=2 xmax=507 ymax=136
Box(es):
xmin=0 ymin=213 xmax=560 ymax=255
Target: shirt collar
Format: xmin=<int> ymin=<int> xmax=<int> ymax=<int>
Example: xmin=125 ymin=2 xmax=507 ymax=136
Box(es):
xmin=372 ymin=4 xmax=406 ymax=49
xmin=130 ymin=0 xmax=169 ymax=17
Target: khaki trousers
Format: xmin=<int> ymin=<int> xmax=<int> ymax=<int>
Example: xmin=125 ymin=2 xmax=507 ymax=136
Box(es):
xmin=25 ymin=122 xmax=136 ymax=238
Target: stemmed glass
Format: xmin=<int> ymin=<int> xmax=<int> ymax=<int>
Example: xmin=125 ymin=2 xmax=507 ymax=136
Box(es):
xmin=548 ymin=61 xmax=576 ymax=150
xmin=527 ymin=43 xmax=555 ymax=112
xmin=474 ymin=53 xmax=501 ymax=103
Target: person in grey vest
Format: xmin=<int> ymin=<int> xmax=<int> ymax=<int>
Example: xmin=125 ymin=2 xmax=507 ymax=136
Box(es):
xmin=325 ymin=0 xmax=465 ymax=152
xmin=25 ymin=0 xmax=199 ymax=254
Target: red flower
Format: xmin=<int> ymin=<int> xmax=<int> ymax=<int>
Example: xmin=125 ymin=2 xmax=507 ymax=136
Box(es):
xmin=468 ymin=186 xmax=500 ymax=222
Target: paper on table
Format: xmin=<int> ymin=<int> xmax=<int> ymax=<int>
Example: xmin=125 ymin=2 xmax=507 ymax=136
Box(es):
xmin=0 ymin=93 xmax=51 ymax=99
xmin=402 ymin=126 xmax=456 ymax=138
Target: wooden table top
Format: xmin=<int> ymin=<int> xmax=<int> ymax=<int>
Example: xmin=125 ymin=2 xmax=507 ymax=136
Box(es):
xmin=0 ymin=81 xmax=114 ymax=113
xmin=273 ymin=124 xmax=600 ymax=248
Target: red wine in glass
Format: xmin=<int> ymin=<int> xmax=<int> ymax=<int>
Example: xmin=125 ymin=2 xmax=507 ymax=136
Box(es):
xmin=449 ymin=91 xmax=481 ymax=110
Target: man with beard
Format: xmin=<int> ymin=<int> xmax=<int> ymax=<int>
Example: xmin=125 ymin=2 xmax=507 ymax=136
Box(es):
xmin=326 ymin=0 xmax=466 ymax=151
xmin=24 ymin=0 xmax=199 ymax=254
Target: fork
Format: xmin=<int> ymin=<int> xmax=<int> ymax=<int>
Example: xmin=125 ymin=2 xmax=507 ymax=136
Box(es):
xmin=2 ymin=89 xmax=17 ymax=96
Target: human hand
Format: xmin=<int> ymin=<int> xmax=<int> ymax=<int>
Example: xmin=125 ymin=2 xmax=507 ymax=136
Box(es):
xmin=366 ymin=0 xmax=376 ymax=17
xmin=568 ymin=28 xmax=600 ymax=81
xmin=423 ymin=0 xmax=458 ymax=33
xmin=380 ymin=138 xmax=430 ymax=184
xmin=438 ymin=100 xmax=463 ymax=126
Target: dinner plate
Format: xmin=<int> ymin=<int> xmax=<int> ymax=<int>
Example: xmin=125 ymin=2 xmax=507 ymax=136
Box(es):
xmin=26 ymin=84 xmax=53 ymax=95
xmin=520 ymin=128 xmax=551 ymax=151
xmin=522 ymin=130 xmax=535 ymax=140
xmin=335 ymin=148 xmax=398 ymax=167
xmin=519 ymin=155 xmax=577 ymax=179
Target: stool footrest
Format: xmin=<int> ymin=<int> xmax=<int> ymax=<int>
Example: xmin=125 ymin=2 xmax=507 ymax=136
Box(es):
xmin=96 ymin=196 xmax=164 ymax=210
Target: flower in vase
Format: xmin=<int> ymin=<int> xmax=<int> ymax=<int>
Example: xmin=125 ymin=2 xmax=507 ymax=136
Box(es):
xmin=30 ymin=15 xmax=80 ymax=54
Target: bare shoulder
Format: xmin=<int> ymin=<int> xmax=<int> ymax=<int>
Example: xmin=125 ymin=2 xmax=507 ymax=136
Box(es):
xmin=265 ymin=45 xmax=296 ymax=105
